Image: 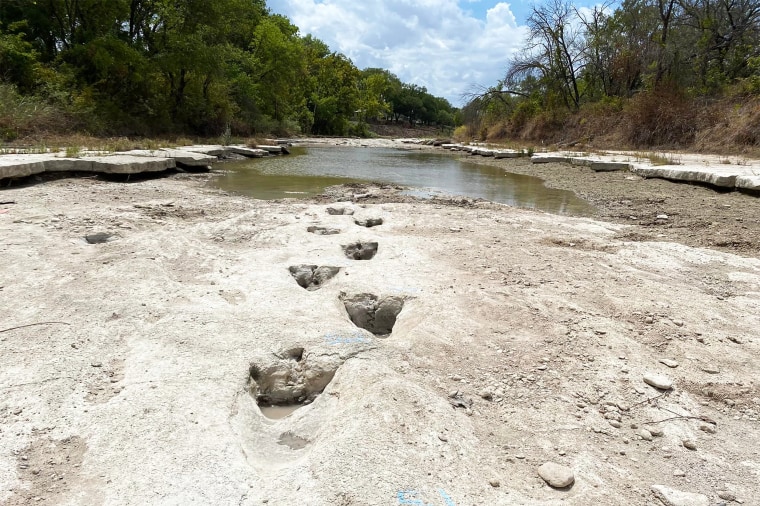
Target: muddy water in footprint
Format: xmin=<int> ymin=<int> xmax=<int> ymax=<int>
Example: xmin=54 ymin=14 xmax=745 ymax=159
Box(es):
xmin=259 ymin=405 xmax=302 ymax=420
xmin=211 ymin=146 xmax=594 ymax=215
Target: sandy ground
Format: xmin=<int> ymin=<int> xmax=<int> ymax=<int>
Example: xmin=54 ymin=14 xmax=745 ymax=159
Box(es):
xmin=0 ymin=152 xmax=759 ymax=505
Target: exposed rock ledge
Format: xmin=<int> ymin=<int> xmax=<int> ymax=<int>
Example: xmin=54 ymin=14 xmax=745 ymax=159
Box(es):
xmin=0 ymin=144 xmax=288 ymax=180
xmin=434 ymin=142 xmax=760 ymax=192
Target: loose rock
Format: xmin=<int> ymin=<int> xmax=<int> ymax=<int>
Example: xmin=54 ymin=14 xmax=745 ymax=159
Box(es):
xmin=650 ymin=484 xmax=709 ymax=506
xmin=659 ymin=358 xmax=679 ymax=368
xmin=537 ymin=462 xmax=575 ymax=488
xmin=699 ymin=423 xmax=716 ymax=434
xmin=644 ymin=373 xmax=674 ymax=390
xmin=326 ymin=207 xmax=354 ymax=216
xmin=354 ymin=217 xmax=384 ymax=228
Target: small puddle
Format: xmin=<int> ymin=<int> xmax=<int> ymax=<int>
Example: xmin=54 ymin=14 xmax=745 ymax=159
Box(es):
xmin=211 ymin=147 xmax=595 ymax=216
xmin=259 ymin=404 xmax=302 ymax=420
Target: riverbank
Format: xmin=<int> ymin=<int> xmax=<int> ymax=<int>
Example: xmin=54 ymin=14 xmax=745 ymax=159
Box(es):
xmin=1 ymin=152 xmax=759 ymax=505
xmin=457 ymin=153 xmax=760 ymax=256
xmin=289 ymin=137 xmax=760 ymax=256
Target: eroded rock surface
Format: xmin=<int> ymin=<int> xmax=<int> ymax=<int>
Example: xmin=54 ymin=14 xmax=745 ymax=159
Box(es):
xmin=341 ymin=293 xmax=404 ymax=336
xmin=288 ymin=265 xmax=340 ymax=291
xmin=342 ymin=241 xmax=378 ymax=260
xmin=248 ymin=347 xmax=340 ymax=407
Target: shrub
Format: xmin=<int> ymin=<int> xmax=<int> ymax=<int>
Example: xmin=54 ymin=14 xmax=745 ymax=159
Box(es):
xmin=0 ymin=82 xmax=60 ymax=140
xmin=623 ymin=87 xmax=698 ymax=147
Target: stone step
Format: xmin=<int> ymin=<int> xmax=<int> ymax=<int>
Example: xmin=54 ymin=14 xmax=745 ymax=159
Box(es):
xmin=124 ymin=149 xmax=216 ymax=168
xmin=228 ymin=146 xmax=269 ymax=157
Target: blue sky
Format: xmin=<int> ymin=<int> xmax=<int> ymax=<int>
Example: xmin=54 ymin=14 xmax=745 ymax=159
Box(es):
xmin=270 ymin=1 xmax=606 ymax=106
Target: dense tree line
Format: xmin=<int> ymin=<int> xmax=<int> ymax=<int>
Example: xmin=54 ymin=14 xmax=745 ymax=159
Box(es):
xmin=465 ymin=0 xmax=760 ymax=146
xmin=0 ymin=0 xmax=457 ymax=139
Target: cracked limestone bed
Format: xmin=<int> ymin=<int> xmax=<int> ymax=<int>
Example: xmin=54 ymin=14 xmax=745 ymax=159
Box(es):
xmin=0 ymin=173 xmax=758 ymax=505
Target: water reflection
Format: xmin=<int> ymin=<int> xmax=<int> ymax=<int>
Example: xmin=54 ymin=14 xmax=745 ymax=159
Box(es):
xmin=211 ymin=146 xmax=594 ymax=216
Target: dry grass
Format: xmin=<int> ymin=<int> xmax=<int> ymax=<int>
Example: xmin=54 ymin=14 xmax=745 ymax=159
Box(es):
xmin=2 ymin=134 xmax=202 ymax=154
xmin=482 ymin=90 xmax=760 ymax=156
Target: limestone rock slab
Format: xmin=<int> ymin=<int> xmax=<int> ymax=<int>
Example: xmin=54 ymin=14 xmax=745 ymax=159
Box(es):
xmin=0 ymin=154 xmax=52 ymax=179
xmin=531 ymin=155 xmax=570 ymax=164
xmin=650 ymin=485 xmax=709 ymax=506
xmin=228 ymin=146 xmax=269 ymax=157
xmin=122 ymin=149 xmax=216 ymax=168
xmin=631 ymin=163 xmax=742 ymax=187
xmin=89 ymin=155 xmax=175 ymax=174
xmin=736 ymin=175 xmax=760 ymax=191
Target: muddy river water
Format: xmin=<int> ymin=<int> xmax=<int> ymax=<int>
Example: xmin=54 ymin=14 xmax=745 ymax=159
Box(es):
xmin=212 ymin=146 xmax=594 ymax=215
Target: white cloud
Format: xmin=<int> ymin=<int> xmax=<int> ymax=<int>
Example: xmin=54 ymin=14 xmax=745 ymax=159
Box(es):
xmin=274 ymin=0 xmax=527 ymax=106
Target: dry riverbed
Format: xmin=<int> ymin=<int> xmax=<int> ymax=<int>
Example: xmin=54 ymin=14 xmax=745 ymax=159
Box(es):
xmin=462 ymin=154 xmax=760 ymax=257
xmin=0 ymin=151 xmax=759 ymax=505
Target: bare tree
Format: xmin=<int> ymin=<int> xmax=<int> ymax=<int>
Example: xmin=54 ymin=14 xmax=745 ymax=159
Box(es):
xmin=504 ymin=0 xmax=588 ymax=109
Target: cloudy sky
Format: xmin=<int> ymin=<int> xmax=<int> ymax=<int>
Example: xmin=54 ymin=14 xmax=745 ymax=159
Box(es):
xmin=270 ymin=0 xmax=601 ymax=106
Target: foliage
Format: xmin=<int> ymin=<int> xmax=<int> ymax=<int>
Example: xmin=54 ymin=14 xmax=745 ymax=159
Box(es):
xmin=0 ymin=1 xmax=456 ymax=138
xmin=464 ymin=0 xmax=760 ymax=148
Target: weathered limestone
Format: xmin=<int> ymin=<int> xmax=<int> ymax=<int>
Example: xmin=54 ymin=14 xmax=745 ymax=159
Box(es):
xmin=0 ymin=153 xmax=175 ymax=179
xmin=0 ymin=140 xmax=294 ymax=180
xmin=227 ymin=146 xmax=269 ymax=158
xmin=181 ymin=145 xmax=228 ymax=157
xmin=125 ymin=149 xmax=216 ymax=168
xmin=650 ymin=485 xmax=709 ymax=506
xmin=0 ymin=154 xmax=52 ymax=179
xmin=590 ymin=161 xmax=631 ymax=172
xmin=257 ymin=145 xmax=286 ymax=154
xmin=630 ymin=163 xmax=742 ymax=188
xmin=531 ymin=154 xmax=571 ymax=164
xmin=88 ymin=155 xmax=175 ymax=174
xmin=735 ymin=175 xmax=760 ymax=191
xmin=471 ymin=147 xmax=495 ymax=156
xmin=494 ymin=150 xmax=520 ymax=159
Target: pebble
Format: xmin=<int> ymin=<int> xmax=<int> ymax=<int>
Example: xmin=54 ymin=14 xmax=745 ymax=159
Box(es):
xmin=659 ymin=358 xmax=679 ymax=368
xmin=699 ymin=423 xmax=716 ymax=434
xmin=701 ymin=365 xmax=720 ymax=374
xmin=645 ymin=316 xmax=655 ymax=324
xmin=717 ymin=491 xmax=736 ymax=501
xmin=537 ymin=462 xmax=575 ymax=489
xmin=438 ymin=434 xmax=449 ymax=442
xmin=480 ymin=389 xmax=494 ymax=401
xmin=682 ymin=439 xmax=697 ymax=450
xmin=649 ymin=427 xmax=664 ymax=437
xmin=609 ymin=420 xmax=622 ymax=428
xmin=650 ymin=484 xmax=709 ymax=506
xmin=673 ymin=469 xmax=686 ymax=477
xmin=643 ymin=373 xmax=674 ymax=390
xmin=489 ymin=479 xmax=501 ymax=488
xmin=639 ymin=429 xmax=653 ymax=441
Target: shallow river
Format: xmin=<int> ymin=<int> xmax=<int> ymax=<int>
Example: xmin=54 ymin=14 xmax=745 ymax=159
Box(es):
xmin=211 ymin=146 xmax=594 ymax=216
